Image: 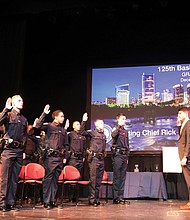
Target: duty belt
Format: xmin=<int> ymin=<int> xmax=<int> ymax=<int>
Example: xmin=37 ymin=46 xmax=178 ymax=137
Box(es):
xmin=47 ymin=148 xmax=65 ymax=157
xmin=6 ymin=140 xmax=24 ymax=149
xmin=25 ymin=153 xmax=39 ymax=160
xmin=25 ymin=154 xmax=34 ymax=160
xmin=71 ymin=152 xmax=83 ymax=159
xmin=116 ymin=148 xmax=128 ymax=155
xmin=93 ymin=152 xmax=105 ymax=160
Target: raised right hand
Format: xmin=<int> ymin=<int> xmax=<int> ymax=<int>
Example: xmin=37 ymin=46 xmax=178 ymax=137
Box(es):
xmin=5 ymin=97 xmax=12 ymax=110
xmin=44 ymin=104 xmax=50 ymax=114
xmin=64 ymin=119 xmax=69 ymax=130
xmin=82 ymin=112 xmax=88 ymax=122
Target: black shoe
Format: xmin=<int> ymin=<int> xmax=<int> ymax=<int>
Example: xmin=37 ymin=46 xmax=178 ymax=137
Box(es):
xmin=44 ymin=203 xmax=52 ymax=210
xmin=0 ymin=206 xmax=9 ymax=212
xmin=50 ymin=202 xmax=58 ymax=208
xmin=6 ymin=205 xmax=20 ymax=211
xmin=113 ymin=199 xmax=120 ymax=204
xmin=119 ymin=199 xmax=126 ymax=205
xmin=89 ymin=201 xmax=98 ymax=207
xmin=113 ymin=199 xmax=125 ymax=205
xmin=93 ymin=202 xmax=98 ymax=207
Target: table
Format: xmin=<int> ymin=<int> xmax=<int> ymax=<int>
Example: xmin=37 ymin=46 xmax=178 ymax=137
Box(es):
xmin=100 ymin=172 xmax=168 ymax=200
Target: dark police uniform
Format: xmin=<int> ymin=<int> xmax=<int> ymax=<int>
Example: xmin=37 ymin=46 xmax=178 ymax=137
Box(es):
xmin=68 ymin=130 xmax=86 ymax=176
xmin=81 ymin=121 xmax=106 ymax=206
xmin=35 ymin=113 xmax=69 ymax=208
xmin=0 ymin=108 xmax=28 ymax=210
xmin=111 ymin=125 xmax=129 ymax=204
xmin=67 ymin=130 xmax=86 ymax=202
xmin=23 ymin=128 xmax=40 ymax=165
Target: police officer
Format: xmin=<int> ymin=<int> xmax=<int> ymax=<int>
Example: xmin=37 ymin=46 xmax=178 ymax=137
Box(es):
xmin=68 ymin=113 xmax=88 ymax=176
xmin=35 ymin=106 xmax=69 ymax=209
xmin=67 ymin=113 xmax=87 ymax=202
xmin=0 ymin=95 xmax=28 ymax=212
xmin=111 ymin=113 xmax=130 ymax=205
xmin=81 ymin=115 xmax=106 ymax=206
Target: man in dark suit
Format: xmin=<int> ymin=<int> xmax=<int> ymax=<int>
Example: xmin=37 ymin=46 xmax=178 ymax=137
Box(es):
xmin=177 ymin=107 xmax=190 ymax=210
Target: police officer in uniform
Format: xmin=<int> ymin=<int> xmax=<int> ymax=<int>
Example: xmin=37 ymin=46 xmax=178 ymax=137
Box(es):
xmin=35 ymin=106 xmax=69 ymax=209
xmin=68 ymin=113 xmax=88 ymax=176
xmin=81 ymin=115 xmax=106 ymax=206
xmin=111 ymin=113 xmax=130 ymax=205
xmin=0 ymin=95 xmax=28 ymax=212
xmin=67 ymin=113 xmax=87 ymax=202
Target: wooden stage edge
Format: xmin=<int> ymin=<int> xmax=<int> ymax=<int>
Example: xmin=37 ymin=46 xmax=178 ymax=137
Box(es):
xmin=0 ymin=199 xmax=189 ymax=219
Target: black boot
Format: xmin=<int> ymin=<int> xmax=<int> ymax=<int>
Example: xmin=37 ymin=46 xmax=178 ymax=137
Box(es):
xmin=44 ymin=203 xmax=52 ymax=209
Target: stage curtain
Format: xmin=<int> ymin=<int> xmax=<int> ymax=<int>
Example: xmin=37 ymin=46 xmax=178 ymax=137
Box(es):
xmin=0 ymin=19 xmax=26 ymax=105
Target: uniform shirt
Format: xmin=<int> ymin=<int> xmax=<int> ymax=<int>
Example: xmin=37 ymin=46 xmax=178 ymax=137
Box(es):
xmin=0 ymin=108 xmax=28 ymax=143
xmin=80 ymin=121 xmax=106 ymax=153
xmin=35 ymin=112 xmax=69 ymax=151
xmin=111 ymin=125 xmax=129 ymax=150
xmin=88 ymin=128 xmax=106 ymax=153
xmin=68 ymin=130 xmax=86 ymax=157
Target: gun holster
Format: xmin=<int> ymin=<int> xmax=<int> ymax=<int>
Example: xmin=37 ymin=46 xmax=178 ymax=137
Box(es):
xmin=86 ymin=149 xmax=93 ymax=163
xmin=111 ymin=145 xmax=116 ymax=155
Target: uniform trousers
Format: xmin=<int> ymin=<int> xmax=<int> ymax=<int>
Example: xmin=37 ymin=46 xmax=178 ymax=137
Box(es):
xmin=43 ymin=155 xmax=63 ymax=204
xmin=0 ymin=148 xmax=23 ymax=207
xmin=112 ymin=153 xmax=128 ymax=200
xmin=89 ymin=157 xmax=104 ymax=203
xmin=68 ymin=157 xmax=84 ymax=201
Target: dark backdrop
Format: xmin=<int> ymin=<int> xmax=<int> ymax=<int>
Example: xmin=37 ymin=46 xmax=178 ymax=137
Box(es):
xmin=0 ymin=1 xmax=189 ymax=199
xmin=1 ymin=1 xmax=190 ymax=127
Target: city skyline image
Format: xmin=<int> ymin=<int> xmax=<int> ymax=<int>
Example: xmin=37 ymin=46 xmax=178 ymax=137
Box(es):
xmin=92 ymin=63 xmax=190 ymax=106
xmin=90 ymin=63 xmax=190 ymax=151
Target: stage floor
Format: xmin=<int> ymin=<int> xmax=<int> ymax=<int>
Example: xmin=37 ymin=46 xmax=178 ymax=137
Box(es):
xmin=0 ymin=199 xmax=189 ymax=220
